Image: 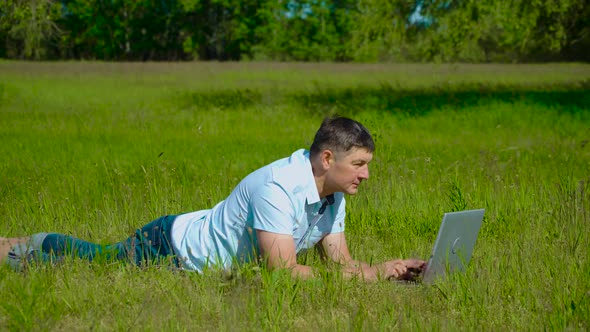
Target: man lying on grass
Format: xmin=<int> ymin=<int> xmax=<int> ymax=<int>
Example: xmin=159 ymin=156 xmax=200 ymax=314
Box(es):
xmin=0 ymin=116 xmax=425 ymax=281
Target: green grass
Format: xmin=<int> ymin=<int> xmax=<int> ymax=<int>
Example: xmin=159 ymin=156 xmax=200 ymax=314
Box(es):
xmin=0 ymin=61 xmax=589 ymax=331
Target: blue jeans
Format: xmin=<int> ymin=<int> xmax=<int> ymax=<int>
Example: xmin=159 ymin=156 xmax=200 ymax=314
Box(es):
xmin=39 ymin=215 xmax=179 ymax=267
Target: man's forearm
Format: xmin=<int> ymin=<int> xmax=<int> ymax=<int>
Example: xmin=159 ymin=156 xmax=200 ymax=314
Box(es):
xmin=285 ymin=262 xmax=381 ymax=281
xmin=285 ymin=262 xmax=380 ymax=281
xmin=289 ymin=264 xmax=317 ymax=279
xmin=341 ymin=260 xmax=389 ymax=282
xmin=283 ymin=260 xmax=408 ymax=282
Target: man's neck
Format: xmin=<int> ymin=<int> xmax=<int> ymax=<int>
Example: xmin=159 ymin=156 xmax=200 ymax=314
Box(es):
xmin=311 ymin=159 xmax=330 ymax=198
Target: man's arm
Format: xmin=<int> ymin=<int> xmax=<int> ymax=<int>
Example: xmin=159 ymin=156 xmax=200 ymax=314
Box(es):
xmin=256 ymin=230 xmax=425 ymax=281
xmin=318 ymin=232 xmax=426 ymax=282
xmin=256 ymin=229 xmax=316 ymax=278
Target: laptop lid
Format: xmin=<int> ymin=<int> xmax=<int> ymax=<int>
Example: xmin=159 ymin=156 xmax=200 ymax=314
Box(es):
xmin=422 ymin=209 xmax=485 ymax=284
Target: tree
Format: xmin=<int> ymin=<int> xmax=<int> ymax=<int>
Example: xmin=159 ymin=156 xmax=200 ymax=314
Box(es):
xmin=348 ymin=0 xmax=419 ymax=61
xmin=0 ymin=0 xmax=61 ymax=59
xmin=253 ymin=0 xmax=356 ymax=61
xmin=58 ymin=0 xmax=188 ymax=60
xmin=418 ymin=0 xmax=572 ymax=61
xmin=0 ymin=0 xmax=588 ymax=61
xmin=179 ymin=0 xmax=266 ymax=61
xmin=348 ymin=0 xmax=590 ymax=62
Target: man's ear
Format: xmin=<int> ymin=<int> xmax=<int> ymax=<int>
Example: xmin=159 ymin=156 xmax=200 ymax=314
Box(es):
xmin=320 ymin=149 xmax=335 ymax=169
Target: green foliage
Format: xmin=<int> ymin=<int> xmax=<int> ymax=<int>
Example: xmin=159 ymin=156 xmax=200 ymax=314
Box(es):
xmin=175 ymin=0 xmax=266 ymax=60
xmin=344 ymin=0 xmax=590 ymax=62
xmin=253 ymin=0 xmax=356 ymax=61
xmin=0 ymin=0 xmax=588 ymax=61
xmin=349 ymin=0 xmax=419 ymax=61
xmin=0 ymin=0 xmax=62 ymax=59
xmin=58 ymin=0 xmax=190 ymax=60
xmin=412 ymin=0 xmax=590 ymax=62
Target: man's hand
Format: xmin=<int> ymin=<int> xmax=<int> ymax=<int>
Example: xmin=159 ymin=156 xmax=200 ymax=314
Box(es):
xmin=384 ymin=259 xmax=427 ymax=281
xmin=319 ymin=232 xmax=427 ymax=282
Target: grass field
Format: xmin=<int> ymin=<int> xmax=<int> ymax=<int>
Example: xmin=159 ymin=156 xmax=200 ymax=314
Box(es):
xmin=0 ymin=61 xmax=589 ymax=331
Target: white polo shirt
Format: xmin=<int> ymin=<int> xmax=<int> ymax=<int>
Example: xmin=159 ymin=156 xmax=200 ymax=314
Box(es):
xmin=170 ymin=149 xmax=346 ymax=272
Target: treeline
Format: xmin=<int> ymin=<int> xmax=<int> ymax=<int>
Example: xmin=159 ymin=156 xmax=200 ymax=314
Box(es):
xmin=1 ymin=0 xmax=588 ymax=62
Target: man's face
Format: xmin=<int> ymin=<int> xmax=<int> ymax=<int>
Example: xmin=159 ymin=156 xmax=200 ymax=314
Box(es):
xmin=325 ymin=147 xmax=372 ymax=195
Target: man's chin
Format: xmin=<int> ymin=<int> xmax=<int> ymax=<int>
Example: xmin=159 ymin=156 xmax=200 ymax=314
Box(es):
xmin=345 ymin=187 xmax=359 ymax=195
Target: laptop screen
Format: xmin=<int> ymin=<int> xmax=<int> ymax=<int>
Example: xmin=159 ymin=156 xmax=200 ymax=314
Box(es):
xmin=422 ymin=209 xmax=485 ymax=284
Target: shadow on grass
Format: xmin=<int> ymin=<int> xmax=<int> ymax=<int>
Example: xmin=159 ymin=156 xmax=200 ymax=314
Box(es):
xmin=178 ymin=89 xmax=264 ymax=110
xmin=176 ymin=80 xmax=590 ymax=117
xmin=291 ymin=80 xmax=590 ymax=117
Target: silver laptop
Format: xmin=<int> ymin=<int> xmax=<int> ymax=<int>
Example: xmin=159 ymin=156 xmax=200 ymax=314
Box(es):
xmin=421 ymin=209 xmax=485 ymax=284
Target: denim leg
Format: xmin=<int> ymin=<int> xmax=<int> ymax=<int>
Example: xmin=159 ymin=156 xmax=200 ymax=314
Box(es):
xmin=39 ymin=215 xmax=178 ymax=266
xmin=127 ymin=215 xmax=178 ymax=266
xmin=41 ymin=234 xmax=129 ymax=262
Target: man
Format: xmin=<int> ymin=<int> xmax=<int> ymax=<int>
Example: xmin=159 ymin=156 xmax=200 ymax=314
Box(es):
xmin=1 ymin=116 xmax=425 ymax=281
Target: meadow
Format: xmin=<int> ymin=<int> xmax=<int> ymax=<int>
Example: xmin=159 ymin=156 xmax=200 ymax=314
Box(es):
xmin=0 ymin=61 xmax=589 ymax=331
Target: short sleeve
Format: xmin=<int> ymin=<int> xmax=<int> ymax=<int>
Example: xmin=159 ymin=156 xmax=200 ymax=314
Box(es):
xmin=250 ymin=183 xmax=295 ymax=235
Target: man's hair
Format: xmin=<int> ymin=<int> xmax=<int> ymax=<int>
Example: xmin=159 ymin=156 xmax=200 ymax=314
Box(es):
xmin=309 ymin=116 xmax=375 ymax=158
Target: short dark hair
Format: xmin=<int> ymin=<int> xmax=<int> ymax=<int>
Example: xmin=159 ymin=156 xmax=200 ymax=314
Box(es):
xmin=309 ymin=116 xmax=375 ymax=158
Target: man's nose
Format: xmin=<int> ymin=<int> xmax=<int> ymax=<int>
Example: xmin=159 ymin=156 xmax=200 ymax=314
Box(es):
xmin=359 ymin=166 xmax=369 ymax=180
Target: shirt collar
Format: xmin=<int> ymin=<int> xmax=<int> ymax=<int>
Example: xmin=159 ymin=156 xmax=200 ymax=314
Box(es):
xmin=302 ymin=150 xmax=321 ymax=206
